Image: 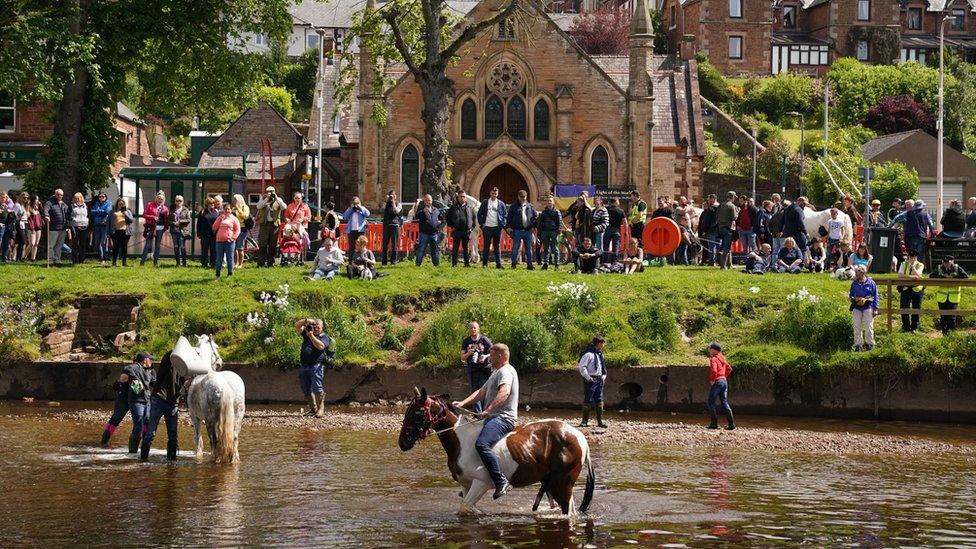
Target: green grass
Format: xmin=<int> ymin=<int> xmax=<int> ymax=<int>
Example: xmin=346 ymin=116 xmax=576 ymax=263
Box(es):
xmin=0 ymin=261 xmax=972 ymax=382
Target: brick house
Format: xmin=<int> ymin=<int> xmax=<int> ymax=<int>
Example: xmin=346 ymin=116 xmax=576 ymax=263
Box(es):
xmin=901 ymin=0 xmax=976 ymax=64
xmin=663 ymin=0 xmax=774 ymax=75
xmin=198 ymin=101 xmax=307 ymax=205
xmin=309 ymin=0 xmax=705 ymax=209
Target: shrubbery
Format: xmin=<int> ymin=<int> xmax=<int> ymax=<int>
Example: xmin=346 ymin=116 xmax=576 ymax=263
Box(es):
xmin=697 ymin=54 xmax=734 ymax=104
xmin=741 ymin=73 xmax=814 ymax=124
xmin=864 ymin=94 xmax=935 ymax=135
xmin=627 ymin=300 xmax=681 ymax=353
xmin=758 ymin=287 xmax=851 ymax=353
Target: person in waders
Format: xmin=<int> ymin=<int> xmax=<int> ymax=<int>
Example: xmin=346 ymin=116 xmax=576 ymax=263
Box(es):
xmin=141 ymin=352 xmax=186 ymax=461
xmin=120 ymin=352 xmax=156 ymax=453
xmin=295 ymin=318 xmax=334 ymax=418
xmin=578 ymin=336 xmax=608 ymax=428
xmin=706 ymin=342 xmax=734 ymax=430
xmin=100 ymin=364 xmax=133 ymax=445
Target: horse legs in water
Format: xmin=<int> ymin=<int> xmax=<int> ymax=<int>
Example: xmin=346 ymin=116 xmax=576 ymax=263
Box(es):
xmin=532 ymin=477 xmax=559 ymax=513
xmin=206 ymin=423 xmax=218 ymax=455
xmin=459 ymin=479 xmax=491 ymax=515
xmin=192 ymin=415 xmax=204 ymax=458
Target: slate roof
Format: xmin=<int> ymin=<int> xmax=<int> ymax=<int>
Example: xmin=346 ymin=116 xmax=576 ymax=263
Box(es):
xmin=290 ymin=0 xmax=480 ymax=28
xmin=199 ymin=153 xmax=302 ymax=180
xmin=861 ymin=130 xmax=926 ymax=160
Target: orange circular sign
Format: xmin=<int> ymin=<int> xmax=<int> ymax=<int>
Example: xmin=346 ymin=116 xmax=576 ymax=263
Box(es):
xmin=642 ymin=217 xmax=681 ymax=257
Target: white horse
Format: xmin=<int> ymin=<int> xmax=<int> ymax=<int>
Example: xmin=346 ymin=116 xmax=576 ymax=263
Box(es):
xmin=803 ymin=206 xmax=853 ymax=243
xmin=177 ymin=335 xmax=246 ymax=464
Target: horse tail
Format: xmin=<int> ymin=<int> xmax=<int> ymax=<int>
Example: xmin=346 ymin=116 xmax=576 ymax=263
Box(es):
xmin=578 ymin=443 xmax=595 ymax=514
xmin=214 ymin=383 xmax=237 ymax=464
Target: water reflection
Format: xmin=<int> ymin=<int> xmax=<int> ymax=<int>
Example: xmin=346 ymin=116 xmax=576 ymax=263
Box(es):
xmin=1 ymin=402 xmax=975 ymax=548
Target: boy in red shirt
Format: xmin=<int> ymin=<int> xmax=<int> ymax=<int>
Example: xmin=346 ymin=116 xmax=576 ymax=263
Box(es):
xmin=707 ymin=342 xmax=735 ymax=430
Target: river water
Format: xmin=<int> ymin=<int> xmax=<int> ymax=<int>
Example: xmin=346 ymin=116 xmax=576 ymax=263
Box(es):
xmin=2 ymin=401 xmax=976 ymax=548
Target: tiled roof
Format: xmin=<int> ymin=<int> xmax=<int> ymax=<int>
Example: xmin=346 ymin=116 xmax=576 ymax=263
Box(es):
xmin=290 ymin=0 xmax=479 ymax=28
xmin=198 ymin=152 xmax=302 ymax=180
xmin=861 ymin=130 xmax=925 ymax=160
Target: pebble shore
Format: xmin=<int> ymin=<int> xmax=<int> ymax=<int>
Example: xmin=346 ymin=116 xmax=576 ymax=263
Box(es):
xmin=37 ymin=404 xmax=976 ymax=457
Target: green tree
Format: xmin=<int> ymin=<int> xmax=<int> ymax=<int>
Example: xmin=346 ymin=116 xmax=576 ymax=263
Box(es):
xmin=871 ymin=161 xmax=920 ymax=208
xmin=3 ymin=0 xmax=293 ymax=197
xmin=741 ymin=73 xmax=814 ymax=123
xmin=340 ymin=0 xmax=523 ymax=200
xmin=257 ymin=86 xmax=294 ymax=121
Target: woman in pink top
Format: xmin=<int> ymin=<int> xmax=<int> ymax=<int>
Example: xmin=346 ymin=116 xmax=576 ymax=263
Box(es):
xmin=212 ymin=203 xmax=241 ymax=279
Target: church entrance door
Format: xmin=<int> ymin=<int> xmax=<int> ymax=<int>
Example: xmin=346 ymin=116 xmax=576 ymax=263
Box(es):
xmin=481 ymin=163 xmax=528 ymax=204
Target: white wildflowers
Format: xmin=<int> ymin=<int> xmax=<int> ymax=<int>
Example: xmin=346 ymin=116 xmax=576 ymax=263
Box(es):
xmin=547 ymin=281 xmax=597 ymax=312
xmin=248 ymin=284 xmax=290 ymax=343
xmin=786 ymin=287 xmax=819 ymax=304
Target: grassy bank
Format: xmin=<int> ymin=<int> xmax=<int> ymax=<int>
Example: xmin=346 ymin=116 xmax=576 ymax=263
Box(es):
xmin=0 ymin=262 xmax=973 ymax=383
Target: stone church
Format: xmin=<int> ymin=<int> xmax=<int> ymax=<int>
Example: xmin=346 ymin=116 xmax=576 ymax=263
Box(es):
xmin=311 ymin=0 xmax=705 ymax=208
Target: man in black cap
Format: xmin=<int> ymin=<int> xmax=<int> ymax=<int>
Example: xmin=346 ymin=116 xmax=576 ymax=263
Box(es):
xmin=141 ymin=352 xmax=186 ymax=461
xmin=118 ymin=352 xmax=155 ymax=453
xmin=887 ymin=198 xmax=903 ymax=226
xmin=930 ymin=255 xmax=969 ymax=334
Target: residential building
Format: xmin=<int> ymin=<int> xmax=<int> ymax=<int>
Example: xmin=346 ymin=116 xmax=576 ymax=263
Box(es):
xmin=308 ymin=0 xmax=705 ymax=209
xmin=901 ymin=0 xmax=976 ymax=64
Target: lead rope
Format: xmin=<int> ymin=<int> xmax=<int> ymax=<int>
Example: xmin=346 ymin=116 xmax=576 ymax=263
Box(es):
xmin=429 ymin=405 xmax=485 ymax=436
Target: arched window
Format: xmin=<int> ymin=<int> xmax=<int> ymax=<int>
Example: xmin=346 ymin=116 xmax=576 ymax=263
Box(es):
xmin=533 ymin=100 xmax=550 ymax=142
xmin=485 ymin=95 xmax=503 ymax=140
xmin=507 ymin=96 xmax=526 ymax=140
xmin=590 ymin=145 xmax=609 ymax=186
xmin=460 ymin=99 xmax=477 ymax=140
xmin=401 ymin=144 xmax=420 ymax=204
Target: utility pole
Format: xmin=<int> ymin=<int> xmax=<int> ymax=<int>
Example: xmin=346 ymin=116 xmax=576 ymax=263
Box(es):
xmin=788 ymin=111 xmax=805 ymax=196
xmin=937 ymin=12 xmax=950 ymax=229
xmin=752 ymin=126 xmax=758 ymax=198
xmin=314 ymin=27 xmax=326 ymax=221
xmin=823 ymin=80 xmax=829 ymax=157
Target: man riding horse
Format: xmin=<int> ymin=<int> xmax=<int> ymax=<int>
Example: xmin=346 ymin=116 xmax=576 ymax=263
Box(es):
xmin=452 ymin=343 xmax=519 ymax=500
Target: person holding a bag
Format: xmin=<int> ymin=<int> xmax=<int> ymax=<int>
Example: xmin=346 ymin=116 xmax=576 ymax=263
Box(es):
xmin=232 ymin=194 xmax=252 ymax=268
xmin=69 ymin=192 xmax=90 ymax=264
xmin=169 ymin=195 xmax=192 ymax=266
xmin=294 ymin=318 xmax=335 ymax=419
xmin=140 ymin=192 xmax=169 ymax=266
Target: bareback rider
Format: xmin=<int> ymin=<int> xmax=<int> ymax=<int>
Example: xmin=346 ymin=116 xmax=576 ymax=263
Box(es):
xmin=453 ymin=343 xmax=520 ymax=500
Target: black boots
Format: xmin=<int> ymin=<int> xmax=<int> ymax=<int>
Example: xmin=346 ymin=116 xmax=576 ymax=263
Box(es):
xmin=596 ymin=402 xmax=608 ymax=428
xmin=579 ymin=405 xmax=590 ymax=427
xmin=128 ymin=434 xmax=140 ymax=453
xmin=140 ymin=442 xmax=151 ymax=461
xmin=725 ymin=410 xmax=735 ymax=431
xmin=100 ymin=423 xmax=116 ymax=445
xmin=707 ymin=411 xmax=719 ymax=429
xmin=167 ymin=439 xmax=178 ymax=461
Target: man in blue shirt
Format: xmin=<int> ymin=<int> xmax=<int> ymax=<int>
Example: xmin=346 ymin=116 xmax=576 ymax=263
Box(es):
xmin=506 ymin=190 xmax=538 ymax=270
xmin=342 ymin=197 xmax=371 ymax=254
xmin=415 ymin=194 xmax=442 ymax=266
xmin=849 ymin=266 xmax=879 ymax=351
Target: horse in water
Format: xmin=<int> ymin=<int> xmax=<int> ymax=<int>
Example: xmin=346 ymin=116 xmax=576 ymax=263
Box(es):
xmin=398 ymin=387 xmax=595 ymax=516
xmin=181 ymin=335 xmax=246 ymax=464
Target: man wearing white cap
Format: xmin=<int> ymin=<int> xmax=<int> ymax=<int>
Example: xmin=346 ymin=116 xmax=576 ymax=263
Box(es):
xmin=256 ymin=185 xmax=286 ymax=267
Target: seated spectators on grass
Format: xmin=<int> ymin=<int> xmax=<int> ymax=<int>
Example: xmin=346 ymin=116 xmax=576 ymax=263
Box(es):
xmin=347 ymin=235 xmax=377 ymax=280
xmin=808 ymin=238 xmax=826 ymax=273
xmin=852 ymin=243 xmax=873 ymax=272
xmin=776 ymin=237 xmax=804 ymax=273
xmin=573 ymin=237 xmax=600 ymax=274
xmin=744 ymin=243 xmax=772 ymax=274
xmin=306 ymin=236 xmax=344 ymax=281
xmin=831 ymin=241 xmax=855 ymax=279
xmin=621 ymin=238 xmax=644 ymax=274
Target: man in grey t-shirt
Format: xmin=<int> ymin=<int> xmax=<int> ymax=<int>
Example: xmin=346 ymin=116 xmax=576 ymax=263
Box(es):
xmin=453 ymin=343 xmax=519 ymax=499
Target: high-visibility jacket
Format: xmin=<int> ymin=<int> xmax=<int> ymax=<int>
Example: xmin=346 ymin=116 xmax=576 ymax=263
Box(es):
xmin=628 ymin=200 xmax=647 ymax=225
xmin=898 ymin=259 xmax=925 ymax=293
xmin=930 ymin=264 xmax=969 ymax=304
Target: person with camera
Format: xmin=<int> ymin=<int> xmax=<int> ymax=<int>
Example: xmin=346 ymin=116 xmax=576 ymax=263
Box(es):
xmin=294 ymin=318 xmax=334 ymax=418
xmin=342 ymin=196 xmax=371 ymax=254
xmin=447 ymin=190 xmax=476 ymax=267
xmin=849 ymin=265 xmax=879 ymax=351
xmin=460 ymin=322 xmax=493 ymax=413
xmin=415 ymin=194 xmax=443 ymax=267
xmin=256 ymin=185 xmax=286 ymax=267
xmin=381 ymin=190 xmax=403 ymax=265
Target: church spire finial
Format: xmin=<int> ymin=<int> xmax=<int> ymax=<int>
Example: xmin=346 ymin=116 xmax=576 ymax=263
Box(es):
xmin=630 ymin=0 xmax=654 ymax=37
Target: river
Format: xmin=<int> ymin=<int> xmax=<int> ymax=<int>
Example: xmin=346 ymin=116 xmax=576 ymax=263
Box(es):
xmin=1 ymin=401 xmax=975 ymax=547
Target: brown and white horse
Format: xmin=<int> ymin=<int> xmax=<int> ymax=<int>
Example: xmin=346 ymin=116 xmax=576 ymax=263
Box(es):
xmin=398 ymin=388 xmax=595 ymax=516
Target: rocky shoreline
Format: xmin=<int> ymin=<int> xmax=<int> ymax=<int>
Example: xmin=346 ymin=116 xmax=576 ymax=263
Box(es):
xmin=32 ymin=404 xmax=976 ymax=457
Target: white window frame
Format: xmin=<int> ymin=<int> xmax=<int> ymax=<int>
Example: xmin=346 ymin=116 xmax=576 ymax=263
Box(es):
xmin=332 ymin=114 xmax=341 ymax=134
xmin=729 ymin=36 xmax=743 ymax=59
xmin=670 ymin=5 xmax=677 ymax=29
xmin=783 ymin=5 xmax=797 ymax=29
xmin=951 ymin=8 xmax=966 ymax=31
xmin=857 ymin=0 xmax=870 ymax=21
xmin=307 ymin=33 xmax=320 ymax=50
xmin=0 ymin=95 xmax=14 ymax=133
xmin=907 ymin=7 xmax=922 ymax=31
xmin=254 ymin=33 xmax=268 ymax=46
xmin=729 ymin=0 xmax=742 ymax=18
xmin=857 ymin=40 xmax=869 ymax=61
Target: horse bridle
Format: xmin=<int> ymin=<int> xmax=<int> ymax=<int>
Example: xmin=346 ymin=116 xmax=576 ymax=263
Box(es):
xmin=403 ymin=397 xmax=449 ymax=441
xmin=201 ymin=337 xmax=221 ymax=371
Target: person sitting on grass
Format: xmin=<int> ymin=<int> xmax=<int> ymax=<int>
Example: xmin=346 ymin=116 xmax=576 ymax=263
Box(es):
xmin=852 ymin=243 xmax=873 ymax=272
xmin=808 ymin=237 xmax=826 ymax=273
xmin=744 ymin=243 xmax=772 ymax=274
xmin=776 ymin=237 xmax=804 ymax=273
xmin=347 ymin=235 xmax=377 ymax=280
xmin=832 ymin=241 xmax=855 ymax=279
xmin=621 ymin=238 xmax=644 ymax=274
xmin=573 ymin=237 xmax=601 ymax=274
xmin=307 ymin=236 xmax=345 ymax=281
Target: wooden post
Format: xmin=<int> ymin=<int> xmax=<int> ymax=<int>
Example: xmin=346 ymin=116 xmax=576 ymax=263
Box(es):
xmin=886 ymin=279 xmax=893 ymax=332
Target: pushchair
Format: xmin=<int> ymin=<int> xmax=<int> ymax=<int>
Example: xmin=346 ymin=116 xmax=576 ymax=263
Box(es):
xmin=277 ymin=223 xmax=305 ymax=266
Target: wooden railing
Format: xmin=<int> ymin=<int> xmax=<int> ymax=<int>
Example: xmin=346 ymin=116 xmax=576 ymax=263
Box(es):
xmin=876 ymin=277 xmax=976 ymax=332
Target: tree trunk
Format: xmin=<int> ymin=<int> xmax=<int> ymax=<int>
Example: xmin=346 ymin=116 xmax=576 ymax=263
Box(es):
xmin=52 ymin=0 xmax=90 ymax=197
xmin=419 ymin=73 xmax=453 ymax=203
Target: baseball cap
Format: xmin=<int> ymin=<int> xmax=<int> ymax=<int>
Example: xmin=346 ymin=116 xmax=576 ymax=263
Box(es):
xmin=942 ymin=255 xmax=954 ymax=262
xmin=265 ymin=186 xmax=276 ymax=193
xmin=871 ymin=199 xmax=880 ymax=206
xmin=708 ymin=341 xmax=722 ymax=352
xmin=134 ymin=351 xmax=154 ymax=362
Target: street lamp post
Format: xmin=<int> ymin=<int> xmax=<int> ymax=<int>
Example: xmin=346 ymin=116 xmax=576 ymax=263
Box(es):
xmin=788 ymin=110 xmax=805 ymax=196
xmin=937 ymin=12 xmax=950 ymax=229
xmin=314 ymin=28 xmax=326 ymax=220
xmin=751 ymin=126 xmax=758 ymax=198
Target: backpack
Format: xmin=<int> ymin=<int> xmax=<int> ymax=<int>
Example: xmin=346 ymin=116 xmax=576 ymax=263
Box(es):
xmin=323 ymin=342 xmax=337 ymax=369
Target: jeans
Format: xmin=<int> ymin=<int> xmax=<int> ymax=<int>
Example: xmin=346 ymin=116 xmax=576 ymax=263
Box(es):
xmin=141 ymin=227 xmax=164 ymax=262
xmin=706 ymin=379 xmax=731 ymax=416
xmin=382 ymin=224 xmax=400 ymax=265
xmin=539 ymin=230 xmax=559 ymax=266
xmin=107 ymin=389 xmax=129 ymax=427
xmin=311 ymin=266 xmax=339 ymax=280
xmin=0 ymin=224 xmax=5 ymax=260
xmin=49 ymin=229 xmax=66 ymax=263
xmin=906 ymin=235 xmax=926 ymax=260
xmin=603 ymin=228 xmax=621 ymax=263
xmin=899 ymin=289 xmax=924 ymax=332
xmin=583 ymin=378 xmax=605 ymax=404
xmin=852 ymin=308 xmax=876 ymax=347
xmin=215 ymin=240 xmax=235 ymax=277
xmin=415 ymin=232 xmax=440 ymax=266
xmin=482 ymin=226 xmax=502 ymax=267
xmin=143 ymin=395 xmax=178 ymax=452
xmin=71 ymin=226 xmax=89 ymax=263
xmin=772 ymin=237 xmax=785 ymax=264
xmin=937 ymin=301 xmax=959 ymax=333
xmin=738 ymin=230 xmax=756 ymax=254
xmin=200 ymin=234 xmax=215 ymax=267
xmin=93 ymin=225 xmax=110 ymax=261
xmin=510 ymin=229 xmax=534 ymax=266
xmin=466 ymin=366 xmax=492 ymax=413
xmin=674 ymin=242 xmax=689 ymax=265
xmin=128 ymin=400 xmax=149 ymax=450
xmin=298 ymin=364 xmax=325 ymax=396
xmin=451 ymin=230 xmax=470 ymax=266
xmin=718 ymin=228 xmax=734 ymax=255
xmin=475 ymin=416 xmax=515 ymax=488
xmin=630 ymin=222 xmax=644 ymax=246
xmin=171 ymin=231 xmax=187 ymax=264
xmin=111 ymin=231 xmax=129 ymax=265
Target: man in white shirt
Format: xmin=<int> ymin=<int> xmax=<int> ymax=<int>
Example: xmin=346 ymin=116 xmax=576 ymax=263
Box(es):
xmin=307 ymin=237 xmax=345 ymax=280
xmin=577 ymin=336 xmax=607 ymax=428
xmin=477 ymin=187 xmax=507 ymax=269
